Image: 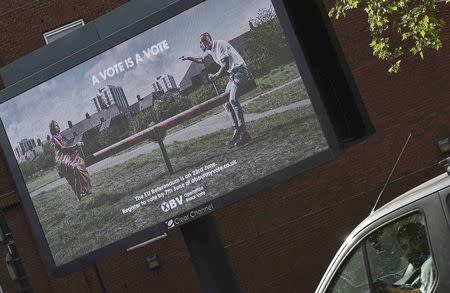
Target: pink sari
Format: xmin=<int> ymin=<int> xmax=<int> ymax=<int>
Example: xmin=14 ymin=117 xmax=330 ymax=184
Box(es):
xmin=51 ymin=134 xmax=91 ymax=200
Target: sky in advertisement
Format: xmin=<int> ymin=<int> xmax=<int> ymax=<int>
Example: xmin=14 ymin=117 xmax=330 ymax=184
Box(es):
xmin=0 ymin=0 xmax=273 ymax=148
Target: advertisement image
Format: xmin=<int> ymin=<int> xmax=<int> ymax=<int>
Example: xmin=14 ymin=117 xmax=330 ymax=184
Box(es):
xmin=0 ymin=0 xmax=330 ymax=268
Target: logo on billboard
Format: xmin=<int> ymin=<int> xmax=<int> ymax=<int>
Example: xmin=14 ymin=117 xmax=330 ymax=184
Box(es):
xmin=160 ymin=196 xmax=184 ymax=212
xmin=161 ymin=202 xmax=171 ymax=212
xmin=165 ymin=203 xmax=215 ymax=230
xmin=166 ymin=219 xmax=175 ymax=229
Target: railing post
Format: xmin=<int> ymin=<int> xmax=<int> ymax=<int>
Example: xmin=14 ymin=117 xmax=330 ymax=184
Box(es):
xmin=153 ymin=126 xmax=174 ymax=175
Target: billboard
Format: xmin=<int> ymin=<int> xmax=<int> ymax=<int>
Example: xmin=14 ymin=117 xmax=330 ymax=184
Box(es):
xmin=0 ymin=0 xmax=337 ymax=274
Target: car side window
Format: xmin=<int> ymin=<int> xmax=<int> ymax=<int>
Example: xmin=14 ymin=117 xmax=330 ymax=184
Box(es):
xmin=326 ymin=246 xmax=369 ymax=293
xmin=366 ymin=212 xmax=437 ymax=293
xmin=326 ymin=212 xmax=437 ymax=293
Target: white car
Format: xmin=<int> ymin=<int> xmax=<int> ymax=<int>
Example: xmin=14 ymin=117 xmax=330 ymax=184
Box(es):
xmin=316 ymin=172 xmax=450 ymax=293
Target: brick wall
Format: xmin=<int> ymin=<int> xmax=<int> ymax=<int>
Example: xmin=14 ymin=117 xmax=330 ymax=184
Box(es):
xmin=0 ymin=0 xmax=128 ymax=67
xmin=0 ymin=0 xmax=449 ymax=292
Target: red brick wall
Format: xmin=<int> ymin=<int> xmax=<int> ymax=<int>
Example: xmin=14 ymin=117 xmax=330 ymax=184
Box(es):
xmin=0 ymin=1 xmax=450 ymax=292
xmin=213 ymin=2 xmax=450 ymax=292
xmin=0 ymin=0 xmax=128 ymax=67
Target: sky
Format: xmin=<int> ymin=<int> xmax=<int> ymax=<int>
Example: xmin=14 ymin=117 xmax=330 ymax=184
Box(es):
xmin=0 ymin=0 xmax=275 ymax=148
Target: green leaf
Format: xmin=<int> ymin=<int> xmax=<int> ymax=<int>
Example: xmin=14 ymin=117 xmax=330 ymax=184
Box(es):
xmin=328 ymin=0 xmax=447 ymax=73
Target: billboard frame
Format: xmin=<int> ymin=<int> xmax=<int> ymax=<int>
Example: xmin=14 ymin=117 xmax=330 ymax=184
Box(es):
xmin=0 ymin=0 xmax=357 ymax=276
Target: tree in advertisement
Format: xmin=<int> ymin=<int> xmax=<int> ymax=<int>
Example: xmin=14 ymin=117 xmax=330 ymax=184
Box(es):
xmin=187 ymin=76 xmax=228 ymax=105
xmin=129 ymin=92 xmax=192 ymax=135
xmin=153 ymin=96 xmax=192 ymax=122
xmin=129 ymin=108 xmax=157 ymax=134
xmin=82 ymin=127 xmax=101 ymax=157
xmin=246 ymin=6 xmax=294 ymax=77
xmin=329 ymin=0 xmax=449 ymax=73
xmin=19 ymin=142 xmax=55 ymax=178
xmin=98 ymin=116 xmax=130 ymax=148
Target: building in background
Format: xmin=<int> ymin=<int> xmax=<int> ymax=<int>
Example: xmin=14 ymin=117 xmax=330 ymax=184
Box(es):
xmin=60 ymin=84 xmax=134 ymax=155
xmin=92 ymin=85 xmax=130 ymax=118
xmin=129 ymin=93 xmax=154 ymax=114
xmin=60 ymin=104 xmax=122 ymax=143
xmin=107 ymin=85 xmax=130 ymax=118
xmin=58 ymin=83 xmax=159 ymax=158
xmin=92 ymin=94 xmax=109 ymax=112
xmin=14 ymin=138 xmax=43 ymax=163
xmin=152 ymin=74 xmax=177 ymax=93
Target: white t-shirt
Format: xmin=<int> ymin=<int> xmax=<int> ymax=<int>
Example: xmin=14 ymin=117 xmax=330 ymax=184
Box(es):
xmin=207 ymin=40 xmax=246 ymax=73
xmin=394 ymin=257 xmax=436 ymax=293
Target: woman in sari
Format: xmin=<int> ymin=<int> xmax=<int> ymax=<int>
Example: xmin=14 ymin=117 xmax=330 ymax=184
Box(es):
xmin=49 ymin=120 xmax=91 ymax=200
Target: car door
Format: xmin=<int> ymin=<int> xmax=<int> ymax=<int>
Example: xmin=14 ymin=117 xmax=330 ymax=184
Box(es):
xmin=323 ymin=192 xmax=450 ymax=293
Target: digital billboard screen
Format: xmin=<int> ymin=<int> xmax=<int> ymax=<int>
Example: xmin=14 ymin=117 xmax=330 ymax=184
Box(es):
xmin=0 ymin=0 xmax=337 ymax=274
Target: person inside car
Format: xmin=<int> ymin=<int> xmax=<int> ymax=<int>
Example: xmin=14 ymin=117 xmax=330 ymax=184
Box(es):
xmin=373 ymin=222 xmax=436 ymax=293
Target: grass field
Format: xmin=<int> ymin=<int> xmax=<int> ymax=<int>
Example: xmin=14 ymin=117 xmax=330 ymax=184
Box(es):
xmin=243 ymin=80 xmax=308 ymax=113
xmin=167 ymin=62 xmax=303 ymax=134
xmin=251 ymin=62 xmax=302 ymax=97
xmin=107 ymin=62 xmax=304 ymax=159
xmin=32 ymin=105 xmax=328 ymax=266
xmin=25 ymin=169 xmax=59 ymax=193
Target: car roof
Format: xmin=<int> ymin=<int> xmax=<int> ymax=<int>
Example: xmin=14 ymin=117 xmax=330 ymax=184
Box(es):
xmin=316 ymin=173 xmax=450 ymax=293
xmin=316 ymin=172 xmax=450 ymax=293
xmin=349 ymin=172 xmax=449 ymax=242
